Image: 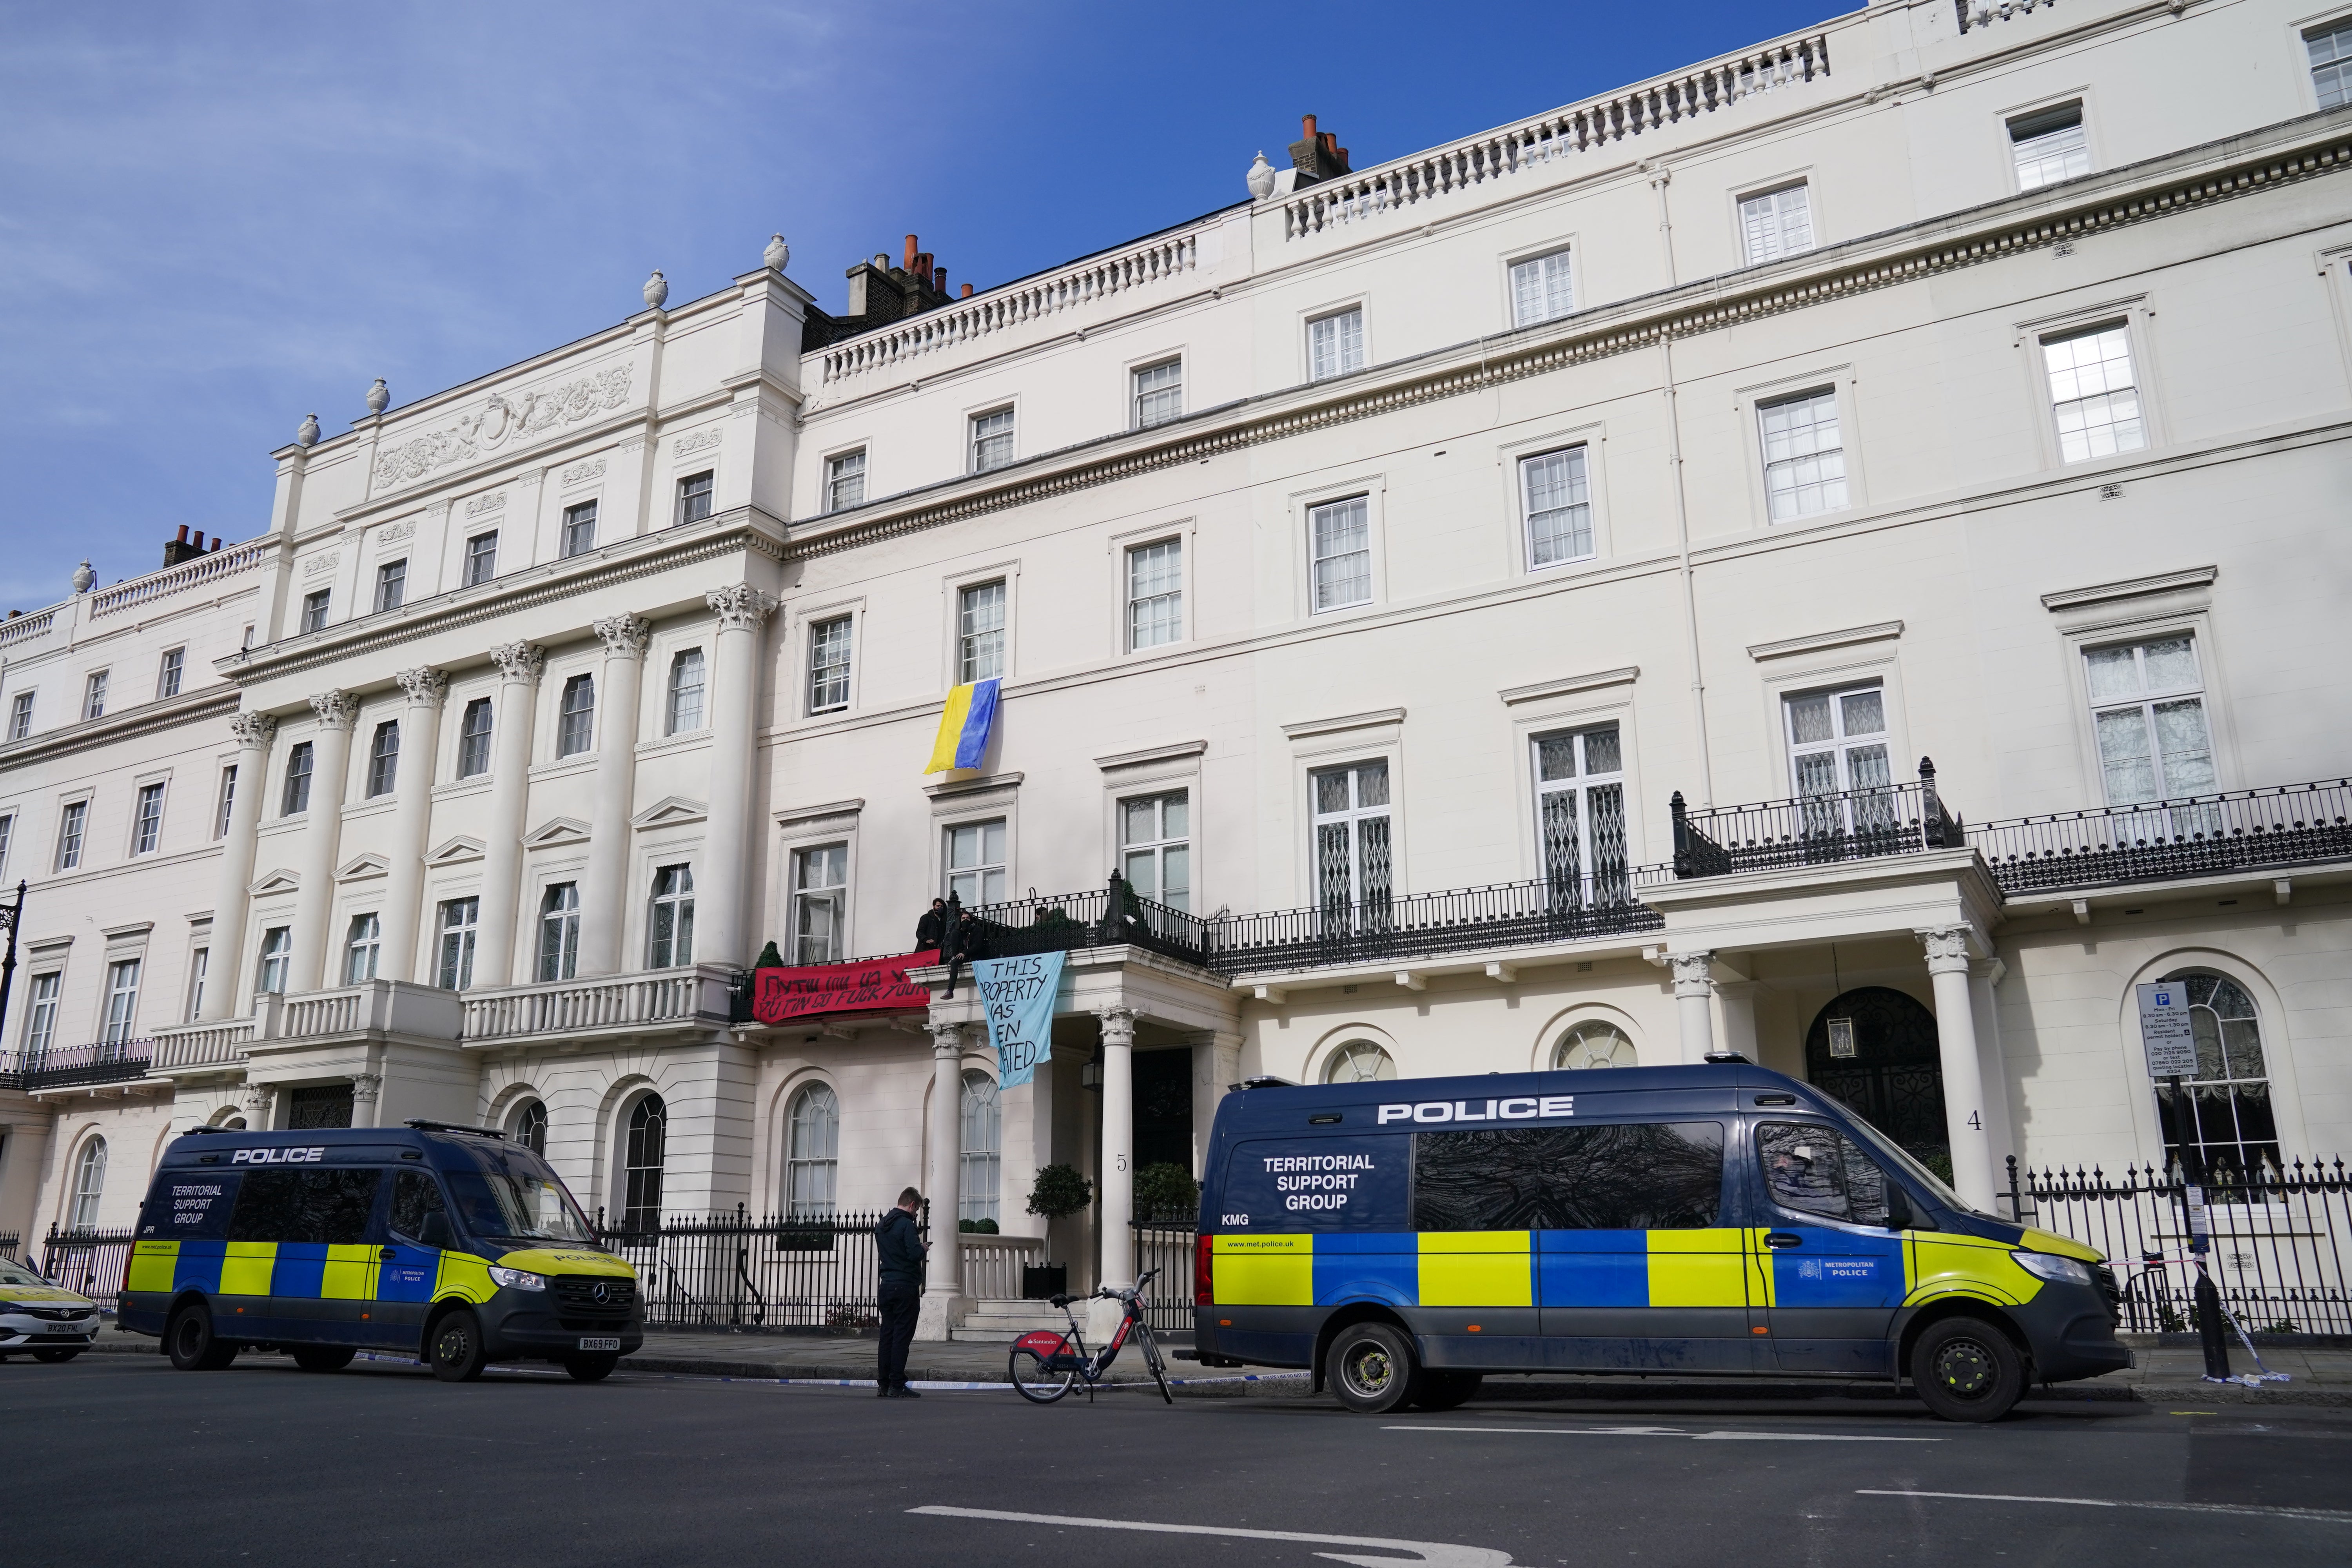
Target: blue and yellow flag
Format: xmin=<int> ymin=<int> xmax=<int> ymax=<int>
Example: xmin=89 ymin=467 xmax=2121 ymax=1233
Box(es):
xmin=925 ymin=678 xmax=1000 ymax=773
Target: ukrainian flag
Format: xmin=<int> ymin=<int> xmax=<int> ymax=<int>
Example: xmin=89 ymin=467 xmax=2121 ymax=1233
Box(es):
xmin=926 ymin=678 xmax=1000 ymax=773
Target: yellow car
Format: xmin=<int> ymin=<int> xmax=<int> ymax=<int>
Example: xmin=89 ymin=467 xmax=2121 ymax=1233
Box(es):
xmin=0 ymin=1254 xmax=102 ymax=1363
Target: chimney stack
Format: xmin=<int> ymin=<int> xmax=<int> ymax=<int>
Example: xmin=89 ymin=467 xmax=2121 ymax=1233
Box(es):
xmin=162 ymin=524 xmax=205 ymax=569
xmin=1289 ymin=113 xmax=1352 ymax=185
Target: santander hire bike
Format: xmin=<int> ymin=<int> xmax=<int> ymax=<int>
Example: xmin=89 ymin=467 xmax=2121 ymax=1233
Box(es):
xmin=1007 ymin=1267 xmax=1172 ymax=1404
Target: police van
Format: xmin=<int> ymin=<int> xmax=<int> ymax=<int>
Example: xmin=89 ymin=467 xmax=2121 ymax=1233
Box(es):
xmin=123 ymin=1120 xmax=641 ymax=1382
xmin=1191 ymin=1061 xmax=2129 ymax=1422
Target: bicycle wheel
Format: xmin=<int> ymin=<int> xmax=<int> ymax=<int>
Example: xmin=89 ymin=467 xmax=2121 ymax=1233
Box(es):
xmin=1137 ymin=1326 xmax=1174 ymax=1405
xmin=1010 ymin=1346 xmax=1075 ymax=1405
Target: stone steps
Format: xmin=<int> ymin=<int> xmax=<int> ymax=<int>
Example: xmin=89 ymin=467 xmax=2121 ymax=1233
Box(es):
xmin=950 ymin=1298 xmax=1079 ymax=1340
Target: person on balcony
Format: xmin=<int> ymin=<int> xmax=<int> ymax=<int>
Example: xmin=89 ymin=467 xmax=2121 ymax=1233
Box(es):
xmin=915 ymin=898 xmax=947 ymax=952
xmin=874 ymin=1187 xmax=927 ymax=1398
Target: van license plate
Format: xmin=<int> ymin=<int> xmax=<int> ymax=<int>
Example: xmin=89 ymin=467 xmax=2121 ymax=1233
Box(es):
xmin=577 ymin=1337 xmax=621 ymax=1352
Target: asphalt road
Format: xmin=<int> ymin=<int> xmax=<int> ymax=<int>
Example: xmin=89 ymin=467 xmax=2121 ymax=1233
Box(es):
xmin=7 ymin=1354 xmax=2351 ymax=1568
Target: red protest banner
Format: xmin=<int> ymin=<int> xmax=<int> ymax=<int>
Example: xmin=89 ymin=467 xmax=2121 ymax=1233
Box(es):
xmin=753 ymin=951 xmax=938 ymax=1025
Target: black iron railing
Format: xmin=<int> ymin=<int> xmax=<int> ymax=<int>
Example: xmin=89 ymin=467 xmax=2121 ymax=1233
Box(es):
xmin=950 ymin=873 xmax=1213 ymax=969
xmin=0 ymin=1232 xmax=19 ymax=1261
xmin=1209 ymin=871 xmax=1669 ymax=978
xmin=594 ymin=1204 xmax=909 ymax=1330
xmin=1970 ymin=777 xmax=2352 ymax=895
xmin=0 ymin=1040 xmax=154 ymax=1092
xmin=2007 ymin=1156 xmax=2352 ymax=1336
xmin=1131 ymin=1220 xmax=1198 ymax=1332
xmin=1671 ymin=759 xmax=1962 ymax=878
xmin=39 ymin=1225 xmax=136 ymax=1307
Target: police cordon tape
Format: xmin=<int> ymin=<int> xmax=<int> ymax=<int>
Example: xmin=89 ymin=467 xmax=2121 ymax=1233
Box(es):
xmin=343 ymin=1350 xmax=1313 ymax=1392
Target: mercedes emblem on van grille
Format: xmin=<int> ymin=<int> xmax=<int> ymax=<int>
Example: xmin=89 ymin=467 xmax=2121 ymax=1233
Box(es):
xmin=591 ymin=1282 xmax=609 ymax=1305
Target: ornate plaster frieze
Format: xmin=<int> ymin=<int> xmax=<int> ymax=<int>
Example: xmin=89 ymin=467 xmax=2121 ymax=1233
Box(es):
xmin=464 ymin=490 xmax=507 ymax=517
xmin=371 ymin=361 xmax=635 ymax=493
xmin=559 ymin=458 xmax=606 ymax=488
xmin=674 ymin=426 xmax=724 ymax=457
xmin=303 ymin=553 xmax=340 ymax=577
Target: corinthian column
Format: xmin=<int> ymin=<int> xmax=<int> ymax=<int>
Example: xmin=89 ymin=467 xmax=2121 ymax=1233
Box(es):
xmin=285 ymin=691 xmax=360 ymax=995
xmin=379 ymin=668 xmax=448 ymax=983
xmin=200 ymin=712 xmax=278 ymax=1020
xmin=1668 ymin=951 xmax=1718 ymax=1064
xmin=578 ymin=614 xmax=652 ymax=977
xmin=1922 ymin=927 xmax=1995 ymax=1212
xmin=474 ymin=642 xmax=545 ymax=990
xmin=699 ymin=584 xmax=777 ymax=968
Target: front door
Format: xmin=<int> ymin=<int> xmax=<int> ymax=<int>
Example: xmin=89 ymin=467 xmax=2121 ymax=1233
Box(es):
xmin=1750 ymin=1119 xmax=1909 ymax=1375
xmin=374 ymin=1169 xmax=450 ymax=1349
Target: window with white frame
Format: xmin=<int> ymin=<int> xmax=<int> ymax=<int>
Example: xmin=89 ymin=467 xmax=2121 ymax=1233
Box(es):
xmin=56 ymin=800 xmax=86 ymax=871
xmin=792 ymin=844 xmax=848 ymax=964
xmin=1757 ymin=388 xmax=1849 ymax=521
xmin=185 ymin=947 xmax=207 ymax=1022
xmin=1309 ymin=495 xmax=1372 ymax=612
xmin=1510 ymin=249 xmax=1575 ymax=327
xmin=556 ymin=674 xmax=595 ymax=757
xmin=1312 ymin=761 xmax=1392 ymax=917
xmin=100 ymin=958 xmax=141 ymax=1045
xmin=84 ymin=670 xmax=108 ymax=720
xmin=2041 ymin=322 xmax=2145 ymax=463
xmin=960 ymin=1069 xmax=1001 ymax=1225
xmin=1533 ymin=725 xmax=1628 ymax=908
xmin=345 ymin=913 xmax=381 ymax=984
xmin=538 ymin=883 xmax=579 ymax=982
xmin=958 ymin=581 xmax=1005 ymax=683
xmin=24 ymin=972 xmax=61 ymax=1050
xmin=282 ymin=741 xmax=314 ymax=815
xmin=365 ymin=720 xmax=400 ymax=797
xmin=512 ymin=1098 xmax=548 ymax=1155
xmin=1125 ymin=539 xmax=1182 ymax=650
xmin=1738 ymin=183 xmax=1814 ymax=264
xmin=158 ymin=648 xmax=184 ymax=699
xmin=1325 ymin=1039 xmax=1396 ymax=1083
xmin=2154 ymin=970 xmax=2280 ymax=1182
xmin=824 ymin=449 xmax=867 ymax=512
xmin=1519 ymin=448 xmax=1593 ymax=567
xmin=665 ymin=648 xmax=706 ymax=734
xmin=257 ymin=926 xmax=291 ymax=995
xmin=785 ymin=1083 xmax=838 ymax=1219
xmin=375 ymin=559 xmax=407 ymax=613
xmin=436 ymin=900 xmax=478 ymax=991
xmin=214 ymin=768 xmax=236 ymax=838
xmin=970 ymin=408 xmax=1016 ymax=473
xmin=944 ymin=819 xmax=1005 ymax=906
xmin=9 ymin=690 xmax=31 ymax=740
xmin=1784 ymin=684 xmax=1896 ymax=838
xmin=622 ymin=1094 xmax=666 ymax=1231
xmin=1133 ymin=359 xmax=1183 ymax=428
xmin=648 ymin=865 xmax=695 ymax=967
xmin=560 ymin=500 xmax=598 ymax=558
xmin=676 ymin=470 xmax=714 ymax=526
xmin=465 ymin=531 xmax=499 ymax=586
xmin=2084 ymin=635 xmax=2214 ymax=805
xmin=132 ymin=782 xmax=165 ymax=855
xmin=808 ymin=617 xmax=852 ymax=713
xmin=1120 ymin=792 xmax=1190 ymax=913
xmin=456 ymin=698 xmax=493 ymax=778
xmin=2009 ymin=104 xmax=2089 ymax=190
xmin=300 ymin=590 xmax=330 ymax=634
xmin=2311 ymin=22 xmax=2352 ymax=108
xmin=0 ymin=812 xmax=13 ymax=879
xmin=68 ymin=1137 xmax=107 ymax=1230
xmin=1308 ymin=307 xmax=1364 ymax=380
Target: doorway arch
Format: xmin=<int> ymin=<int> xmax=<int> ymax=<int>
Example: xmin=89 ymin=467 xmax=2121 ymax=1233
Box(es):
xmin=1804 ymin=987 xmax=1949 ymax=1180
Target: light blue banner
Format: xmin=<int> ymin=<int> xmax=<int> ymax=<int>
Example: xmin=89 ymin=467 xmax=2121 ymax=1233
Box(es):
xmin=973 ymin=951 xmax=1065 ymax=1088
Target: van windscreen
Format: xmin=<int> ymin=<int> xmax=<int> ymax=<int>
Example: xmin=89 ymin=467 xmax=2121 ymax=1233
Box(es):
xmin=1413 ymin=1123 xmax=1725 ymax=1231
xmin=446 ymin=1169 xmax=597 ymax=1244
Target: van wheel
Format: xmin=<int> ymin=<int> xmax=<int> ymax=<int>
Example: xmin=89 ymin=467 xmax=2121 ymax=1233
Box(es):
xmin=1327 ymin=1322 xmax=1420 ymax=1415
xmin=428 ymin=1310 xmax=491 ymax=1383
xmin=1912 ymin=1316 xmax=2025 ymax=1423
xmin=33 ymin=1348 xmax=83 ymax=1364
xmin=563 ymin=1354 xmax=618 ymax=1383
xmin=1411 ymin=1370 xmax=1482 ymax=1412
xmin=294 ymin=1346 xmax=356 ymax=1373
xmin=167 ymin=1303 xmax=239 ymax=1371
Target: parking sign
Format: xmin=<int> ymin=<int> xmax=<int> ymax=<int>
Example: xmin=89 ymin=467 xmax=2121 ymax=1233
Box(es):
xmin=2136 ymin=982 xmax=2199 ymax=1079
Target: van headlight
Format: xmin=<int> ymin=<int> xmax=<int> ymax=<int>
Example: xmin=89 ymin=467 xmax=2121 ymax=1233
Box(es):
xmin=2013 ymin=1250 xmax=2096 ymax=1287
xmin=488 ymin=1265 xmax=548 ymax=1291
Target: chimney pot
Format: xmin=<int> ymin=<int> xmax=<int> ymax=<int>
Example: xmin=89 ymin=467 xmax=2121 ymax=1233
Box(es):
xmin=904 ymin=234 xmax=920 ymax=269
xmin=935 ymin=265 xmax=948 ymax=293
xmin=176 ymin=524 xmax=189 ymax=544
xmin=193 ymin=532 xmax=207 ymax=550
xmin=1302 ymin=113 xmax=1318 ymax=139
xmin=961 ymin=283 xmax=973 ymax=298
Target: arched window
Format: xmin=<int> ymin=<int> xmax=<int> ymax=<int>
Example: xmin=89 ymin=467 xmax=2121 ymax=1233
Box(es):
xmin=68 ymin=1137 xmax=108 ymax=1231
xmin=511 ymin=1098 xmax=548 ymax=1156
xmin=2157 ymin=971 xmax=2280 ymax=1183
xmin=1553 ymin=1020 xmax=1637 ymax=1071
xmin=621 ymin=1094 xmax=666 ymax=1232
xmin=960 ymin=1070 xmax=1000 ymax=1226
xmin=1324 ymin=1040 xmax=1396 ymax=1083
xmin=786 ymin=1084 xmax=839 ymax=1220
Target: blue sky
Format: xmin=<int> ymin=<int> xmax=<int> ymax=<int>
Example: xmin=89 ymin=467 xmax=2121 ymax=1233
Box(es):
xmin=0 ymin=0 xmax=1838 ymax=612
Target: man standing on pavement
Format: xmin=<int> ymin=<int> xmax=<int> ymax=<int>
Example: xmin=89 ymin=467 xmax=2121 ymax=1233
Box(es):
xmin=874 ymin=1187 xmax=927 ymax=1398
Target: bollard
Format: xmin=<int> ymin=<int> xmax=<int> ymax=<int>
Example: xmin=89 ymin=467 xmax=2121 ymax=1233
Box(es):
xmin=2193 ymin=1260 xmax=2232 ymax=1380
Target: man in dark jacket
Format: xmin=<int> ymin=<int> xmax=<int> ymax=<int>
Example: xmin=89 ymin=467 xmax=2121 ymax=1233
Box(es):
xmin=914 ymin=899 xmax=947 ymax=952
xmin=874 ymin=1187 xmax=928 ymax=1398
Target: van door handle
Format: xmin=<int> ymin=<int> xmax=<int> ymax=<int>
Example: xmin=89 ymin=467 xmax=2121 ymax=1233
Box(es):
xmin=1764 ymin=1232 xmax=1803 ymax=1250
xmin=379 ymin=1248 xmax=399 ymax=1261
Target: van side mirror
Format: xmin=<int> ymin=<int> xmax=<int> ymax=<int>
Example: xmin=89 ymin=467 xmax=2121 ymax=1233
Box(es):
xmin=1882 ymin=1185 xmax=1914 ymax=1232
xmin=419 ymin=1212 xmax=452 ymax=1250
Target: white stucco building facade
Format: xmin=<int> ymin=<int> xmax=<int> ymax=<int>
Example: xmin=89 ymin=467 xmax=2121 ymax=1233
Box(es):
xmin=5 ymin=0 xmax=2350 ymax=1332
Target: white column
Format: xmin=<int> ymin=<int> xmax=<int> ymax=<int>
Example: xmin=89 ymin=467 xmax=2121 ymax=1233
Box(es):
xmin=1971 ymin=960 xmax=2018 ymax=1194
xmin=1715 ymin=980 xmax=1760 ymax=1067
xmin=242 ymin=1083 xmax=276 ymax=1132
xmin=916 ymin=1020 xmax=968 ymax=1340
xmin=379 ymin=669 xmax=448 ymax=983
xmin=474 ymin=642 xmax=545 ymax=990
xmin=1191 ymin=1030 xmax=1243 ymax=1178
xmin=578 ymin=614 xmax=652 ymax=977
xmin=699 ymin=584 xmax=778 ymax=968
xmin=285 ymin=691 xmax=359 ymax=995
xmin=1669 ymin=952 xmax=1717 ymax=1064
xmin=1097 ymin=1006 xmax=1136 ymax=1290
xmin=200 ymin=712 xmax=276 ymax=1020
xmin=1923 ymin=927 xmax=1996 ymax=1212
xmin=349 ymin=1072 xmax=382 ymax=1130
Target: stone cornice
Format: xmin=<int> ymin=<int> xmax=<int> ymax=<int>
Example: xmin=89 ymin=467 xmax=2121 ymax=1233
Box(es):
xmin=0 ymin=688 xmax=240 ymax=776
xmin=786 ymin=108 xmax=2352 ymax=564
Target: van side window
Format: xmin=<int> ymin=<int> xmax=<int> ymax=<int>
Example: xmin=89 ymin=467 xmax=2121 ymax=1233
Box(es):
xmin=1413 ymin=1123 xmax=1725 ymax=1232
xmin=1757 ymin=1121 xmax=1892 ymax=1226
xmin=225 ymin=1169 xmax=381 ymax=1245
xmin=390 ymin=1169 xmax=447 ymax=1240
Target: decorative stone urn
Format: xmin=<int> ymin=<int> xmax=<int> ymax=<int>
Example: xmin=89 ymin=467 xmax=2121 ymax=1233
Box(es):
xmin=365 ymin=378 xmax=389 ymax=414
xmin=1246 ymin=151 xmax=1278 ymax=201
xmin=296 ymin=412 xmax=320 ymax=447
xmin=764 ymin=234 xmax=789 ymax=272
xmin=71 ymin=560 xmax=95 ymax=593
xmin=644 ymin=270 xmax=669 ymax=309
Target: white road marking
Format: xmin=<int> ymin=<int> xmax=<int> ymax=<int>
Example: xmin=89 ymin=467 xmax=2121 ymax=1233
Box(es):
xmin=1385 ymin=1425 xmax=1938 ymax=1443
xmin=1857 ymin=1490 xmax=2352 ymax=1523
xmin=911 ymin=1504 xmax=1514 ymax=1567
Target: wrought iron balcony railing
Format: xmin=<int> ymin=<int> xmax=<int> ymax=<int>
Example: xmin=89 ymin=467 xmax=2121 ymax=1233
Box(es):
xmin=0 ymin=1040 xmax=155 ymax=1091
xmin=1206 ymin=871 xmax=1668 ymax=978
xmin=1968 ymin=777 xmax=2352 ymax=896
xmin=1670 ymin=759 xmax=1962 ymax=878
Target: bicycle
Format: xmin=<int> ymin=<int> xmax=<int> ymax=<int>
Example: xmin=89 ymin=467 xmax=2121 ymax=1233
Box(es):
xmin=1007 ymin=1267 xmax=1173 ymax=1405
